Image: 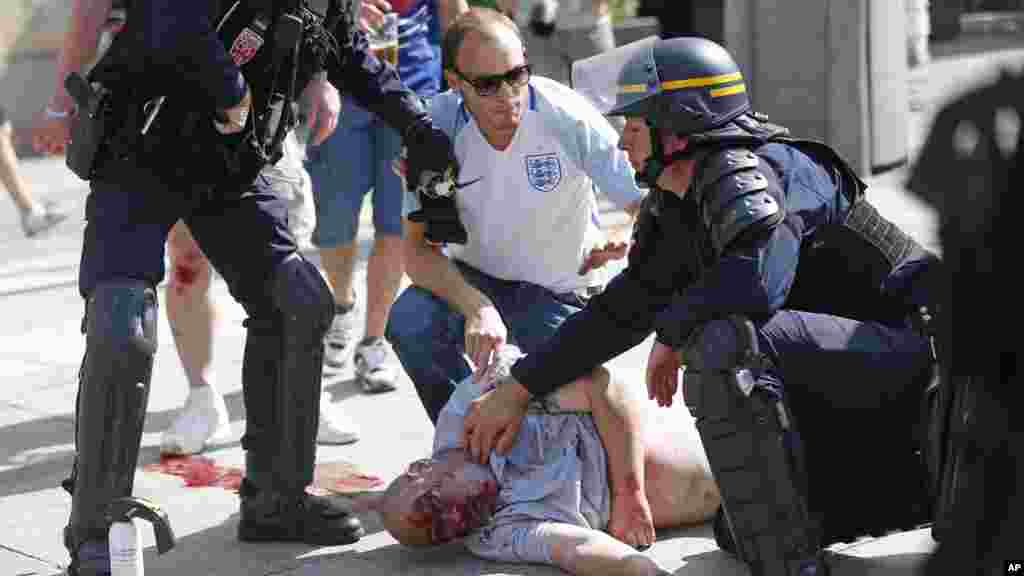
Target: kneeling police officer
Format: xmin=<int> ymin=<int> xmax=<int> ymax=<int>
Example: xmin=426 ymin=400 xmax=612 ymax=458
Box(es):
xmin=36 ymin=0 xmax=458 ymax=574
xmin=463 ymin=36 xmax=942 ymax=576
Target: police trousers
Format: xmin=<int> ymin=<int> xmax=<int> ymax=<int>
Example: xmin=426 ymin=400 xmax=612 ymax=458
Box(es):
xmin=748 ymin=309 xmax=934 ymax=542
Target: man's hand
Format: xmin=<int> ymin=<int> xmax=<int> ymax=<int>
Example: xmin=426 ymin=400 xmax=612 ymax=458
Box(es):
xmin=646 ymin=340 xmax=681 ymax=407
xmin=301 ymin=76 xmax=342 ymax=146
xmin=214 ymin=86 xmax=252 ymax=135
xmin=33 ymin=108 xmax=73 ymax=156
xmin=360 ymin=0 xmax=393 ymax=32
xmin=465 ymin=306 xmax=507 ymax=379
xmin=463 ymin=375 xmax=531 ymax=464
xmin=578 ymin=237 xmax=629 ymax=275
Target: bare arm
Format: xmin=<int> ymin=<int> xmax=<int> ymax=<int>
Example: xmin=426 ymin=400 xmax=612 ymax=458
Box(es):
xmin=542 ymin=366 xmax=655 ymax=549
xmin=403 ymin=218 xmax=493 ymax=319
xmin=437 ymin=0 xmax=470 ymax=33
xmin=34 ymin=0 xmax=111 ymax=155
xmin=50 ymin=0 xmax=112 ymax=113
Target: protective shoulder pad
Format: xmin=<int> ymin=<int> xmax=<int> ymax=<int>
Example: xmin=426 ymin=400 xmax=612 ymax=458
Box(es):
xmin=695 ymin=148 xmax=784 ymax=255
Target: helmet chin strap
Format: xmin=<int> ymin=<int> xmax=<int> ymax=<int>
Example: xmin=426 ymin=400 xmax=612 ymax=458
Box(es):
xmin=637 ymin=124 xmax=694 ymax=190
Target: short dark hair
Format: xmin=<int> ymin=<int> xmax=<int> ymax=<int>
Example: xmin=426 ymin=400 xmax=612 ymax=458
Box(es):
xmin=441 ymin=7 xmax=525 ymax=72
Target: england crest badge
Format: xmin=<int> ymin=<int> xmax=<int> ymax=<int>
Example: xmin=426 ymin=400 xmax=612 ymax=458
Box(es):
xmin=524 ymin=153 xmax=562 ymax=192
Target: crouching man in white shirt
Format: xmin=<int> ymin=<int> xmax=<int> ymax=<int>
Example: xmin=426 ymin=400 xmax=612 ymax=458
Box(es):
xmin=386 ymin=7 xmax=643 ymax=424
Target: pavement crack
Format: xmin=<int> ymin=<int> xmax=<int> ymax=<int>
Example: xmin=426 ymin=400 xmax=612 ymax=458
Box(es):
xmin=0 ymin=542 xmax=64 ymax=573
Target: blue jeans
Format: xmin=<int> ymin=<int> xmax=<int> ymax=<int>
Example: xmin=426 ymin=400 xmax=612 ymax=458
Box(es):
xmin=386 ymin=262 xmax=589 ymax=423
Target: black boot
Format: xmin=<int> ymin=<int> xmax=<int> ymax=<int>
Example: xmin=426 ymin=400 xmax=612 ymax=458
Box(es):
xmin=236 ymin=256 xmax=361 ymax=545
xmin=237 ymin=478 xmax=364 ymax=545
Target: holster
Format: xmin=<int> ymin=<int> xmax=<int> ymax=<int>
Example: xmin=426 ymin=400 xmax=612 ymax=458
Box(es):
xmin=65 ymin=72 xmax=113 ymax=181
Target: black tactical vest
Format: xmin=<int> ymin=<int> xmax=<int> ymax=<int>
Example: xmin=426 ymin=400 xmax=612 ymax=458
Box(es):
xmin=769 ymin=139 xmax=938 ymax=325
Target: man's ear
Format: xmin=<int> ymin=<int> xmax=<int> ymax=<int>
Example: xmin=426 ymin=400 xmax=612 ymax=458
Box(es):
xmin=663 ymin=133 xmax=689 ymax=156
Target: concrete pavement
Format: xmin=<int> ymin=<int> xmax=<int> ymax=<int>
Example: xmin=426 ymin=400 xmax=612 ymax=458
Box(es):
xmin=2 ymin=40 xmax=1023 ymax=576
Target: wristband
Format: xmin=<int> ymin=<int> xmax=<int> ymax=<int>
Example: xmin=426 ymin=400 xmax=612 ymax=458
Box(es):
xmin=45 ymin=106 xmax=73 ymax=120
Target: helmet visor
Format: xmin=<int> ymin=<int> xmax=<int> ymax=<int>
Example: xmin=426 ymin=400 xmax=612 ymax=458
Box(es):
xmin=571 ymin=36 xmax=661 ymax=118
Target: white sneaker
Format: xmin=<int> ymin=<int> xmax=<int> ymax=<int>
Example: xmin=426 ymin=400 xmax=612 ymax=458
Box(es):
xmin=317 ymin=393 xmax=360 ymax=445
xmin=160 ymin=385 xmax=233 ymax=455
xmin=21 ymin=200 xmax=70 ymax=237
xmin=323 ymin=308 xmax=357 ymax=370
xmin=354 ymin=337 xmax=399 ymax=394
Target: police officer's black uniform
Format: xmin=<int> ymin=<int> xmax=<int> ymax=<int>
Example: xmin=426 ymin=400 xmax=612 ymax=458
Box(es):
xmin=61 ymin=1 xmax=456 ymax=574
xmin=498 ymin=37 xmax=942 ymax=576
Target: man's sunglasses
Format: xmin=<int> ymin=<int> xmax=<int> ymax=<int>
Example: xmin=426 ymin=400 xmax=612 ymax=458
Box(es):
xmin=453 ymin=64 xmax=531 ymax=97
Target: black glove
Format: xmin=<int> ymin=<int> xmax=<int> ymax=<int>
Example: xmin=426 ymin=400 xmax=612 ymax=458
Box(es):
xmin=404 ymin=120 xmax=468 ymax=245
xmin=529 ymin=0 xmax=558 ymax=37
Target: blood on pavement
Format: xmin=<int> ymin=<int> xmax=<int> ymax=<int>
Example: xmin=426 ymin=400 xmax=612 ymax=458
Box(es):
xmin=145 ymin=455 xmax=243 ymax=491
xmin=146 ymin=456 xmax=384 ymax=494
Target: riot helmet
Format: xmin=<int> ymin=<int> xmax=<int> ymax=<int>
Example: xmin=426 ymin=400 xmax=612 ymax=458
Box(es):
xmin=573 ymin=36 xmax=781 ymax=187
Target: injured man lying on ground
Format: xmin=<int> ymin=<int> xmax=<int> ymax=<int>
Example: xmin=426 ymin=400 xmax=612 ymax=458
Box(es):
xmin=368 ymin=346 xmax=721 ymax=576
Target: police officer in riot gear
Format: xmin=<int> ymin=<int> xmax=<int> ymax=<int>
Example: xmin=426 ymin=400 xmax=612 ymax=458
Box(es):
xmin=462 ymin=36 xmax=940 ymax=576
xmin=40 ymin=0 xmax=458 ymax=574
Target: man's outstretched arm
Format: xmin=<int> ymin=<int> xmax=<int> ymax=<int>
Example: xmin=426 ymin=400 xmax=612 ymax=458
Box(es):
xmin=546 ymin=366 xmax=655 ymax=550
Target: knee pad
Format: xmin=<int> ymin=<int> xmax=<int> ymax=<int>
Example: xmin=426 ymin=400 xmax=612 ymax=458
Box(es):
xmin=242 ymin=255 xmax=332 ymax=494
xmin=69 ymin=280 xmax=157 ymax=545
xmin=683 ymin=316 xmax=821 ymax=576
xmin=272 ymin=254 xmax=333 ymax=338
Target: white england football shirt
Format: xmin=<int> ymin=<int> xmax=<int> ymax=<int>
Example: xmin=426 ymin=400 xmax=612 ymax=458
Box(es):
xmin=404 ymin=76 xmax=642 ymax=294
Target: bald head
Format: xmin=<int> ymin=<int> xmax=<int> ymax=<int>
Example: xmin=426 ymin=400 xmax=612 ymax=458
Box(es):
xmin=375 ymin=451 xmax=500 ymax=547
xmin=442 ymin=7 xmax=524 ymax=74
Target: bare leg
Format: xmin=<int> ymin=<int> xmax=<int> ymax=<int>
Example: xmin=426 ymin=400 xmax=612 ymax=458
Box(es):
xmin=644 ymin=407 xmax=722 ymax=528
xmin=320 ymin=244 xmax=358 ymax=308
xmin=166 ymin=221 xmax=216 ymax=390
xmin=0 ymin=121 xmax=35 ymax=212
xmin=548 ymin=368 xmax=654 ymax=547
xmin=549 ymin=368 xmax=718 ymax=544
xmin=544 ymin=523 xmax=669 ymax=576
xmin=364 ymin=234 xmax=404 ymax=339
xmin=585 ymin=368 xmax=656 ymax=549
xmin=311 ymin=240 xmax=361 ymax=443
xmin=160 ymin=221 xmax=232 ymax=455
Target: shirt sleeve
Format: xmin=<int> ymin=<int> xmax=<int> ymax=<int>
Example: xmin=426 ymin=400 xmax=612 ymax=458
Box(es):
xmin=653 ymin=216 xmax=802 ymax=349
xmin=432 ymin=375 xmax=479 ymax=455
xmin=329 ymin=26 xmax=428 ymax=138
xmin=142 ymin=0 xmax=247 ymax=108
xmin=574 ymin=106 xmax=645 ymax=209
xmin=539 ymin=80 xmax=644 ymax=209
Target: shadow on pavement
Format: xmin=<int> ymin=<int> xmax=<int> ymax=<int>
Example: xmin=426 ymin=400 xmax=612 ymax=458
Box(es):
xmin=0 ymin=372 xmax=374 ymax=499
xmin=673 ymin=548 xmax=748 ymax=575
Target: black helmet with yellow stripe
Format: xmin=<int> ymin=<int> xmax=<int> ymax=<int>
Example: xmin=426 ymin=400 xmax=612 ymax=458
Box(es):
xmin=573 ymin=35 xmax=786 ymax=186
xmin=607 ymin=36 xmax=749 ymax=137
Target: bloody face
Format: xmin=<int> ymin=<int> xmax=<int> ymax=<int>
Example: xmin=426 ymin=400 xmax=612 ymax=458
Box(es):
xmin=389 ymin=450 xmax=500 ymax=544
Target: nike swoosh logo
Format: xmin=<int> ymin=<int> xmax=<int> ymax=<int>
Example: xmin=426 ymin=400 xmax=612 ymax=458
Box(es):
xmin=454 ymin=176 xmax=484 ymax=190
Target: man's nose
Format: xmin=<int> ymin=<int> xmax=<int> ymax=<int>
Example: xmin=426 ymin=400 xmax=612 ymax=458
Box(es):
xmin=493 ymin=79 xmax=519 ymax=100
xmin=619 ymin=133 xmax=633 ymax=151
